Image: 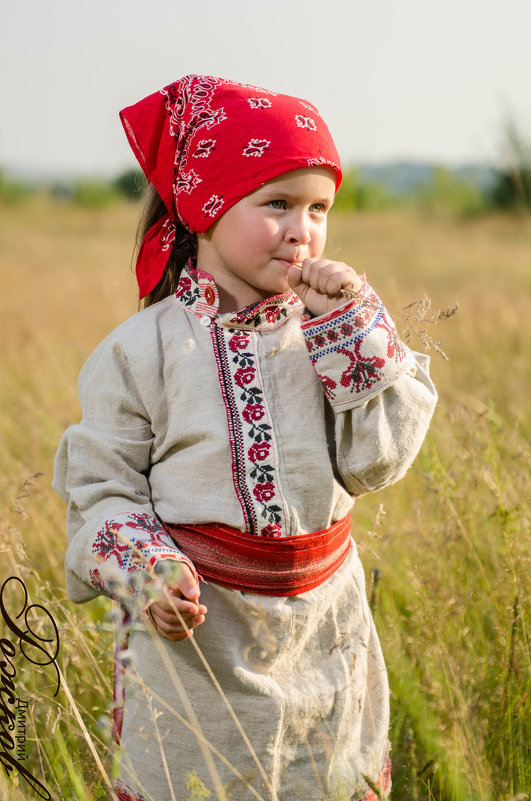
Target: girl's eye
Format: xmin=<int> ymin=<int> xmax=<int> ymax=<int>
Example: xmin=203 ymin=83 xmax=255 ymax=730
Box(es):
xmin=267 ymin=199 xmax=287 ymax=210
xmin=310 ymin=203 xmax=326 ymax=213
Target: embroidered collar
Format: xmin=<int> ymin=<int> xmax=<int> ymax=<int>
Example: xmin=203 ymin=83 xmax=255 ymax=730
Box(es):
xmin=172 ymin=260 xmax=302 ymax=330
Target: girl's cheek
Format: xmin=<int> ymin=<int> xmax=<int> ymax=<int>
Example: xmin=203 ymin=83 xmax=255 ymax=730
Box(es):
xmin=265 ymin=217 xmax=280 ymax=232
xmin=312 ymin=223 xmax=327 ymax=251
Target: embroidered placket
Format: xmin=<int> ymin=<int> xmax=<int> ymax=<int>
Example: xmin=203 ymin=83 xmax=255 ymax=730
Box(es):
xmin=210 ymin=324 xmax=289 ymax=537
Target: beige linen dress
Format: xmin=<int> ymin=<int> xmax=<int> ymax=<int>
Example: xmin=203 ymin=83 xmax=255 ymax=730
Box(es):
xmin=53 ymin=263 xmax=436 ymax=801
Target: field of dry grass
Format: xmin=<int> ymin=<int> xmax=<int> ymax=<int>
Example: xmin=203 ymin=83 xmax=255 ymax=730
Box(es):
xmin=0 ymin=197 xmax=529 ymax=800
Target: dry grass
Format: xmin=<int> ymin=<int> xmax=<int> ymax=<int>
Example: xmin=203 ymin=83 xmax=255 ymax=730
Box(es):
xmin=0 ymin=198 xmax=529 ymax=800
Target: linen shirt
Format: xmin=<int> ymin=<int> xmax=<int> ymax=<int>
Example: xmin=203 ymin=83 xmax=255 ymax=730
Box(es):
xmin=53 ymin=262 xmax=437 ymax=800
xmin=54 ymin=263 xmax=436 ymax=605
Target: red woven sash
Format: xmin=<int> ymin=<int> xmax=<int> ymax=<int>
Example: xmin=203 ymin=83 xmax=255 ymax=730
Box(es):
xmin=163 ymin=514 xmax=352 ymax=596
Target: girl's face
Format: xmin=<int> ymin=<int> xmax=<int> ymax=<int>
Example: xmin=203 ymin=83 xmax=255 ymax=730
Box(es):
xmin=197 ymin=167 xmax=336 ymax=313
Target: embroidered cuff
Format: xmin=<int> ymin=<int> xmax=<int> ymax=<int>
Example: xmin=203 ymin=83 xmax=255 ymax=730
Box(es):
xmin=301 ymin=282 xmax=415 ymax=408
xmin=88 ymin=512 xmax=195 ymax=608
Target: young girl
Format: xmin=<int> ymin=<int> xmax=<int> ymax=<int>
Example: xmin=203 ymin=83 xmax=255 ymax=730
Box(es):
xmin=53 ymin=75 xmax=437 ymax=801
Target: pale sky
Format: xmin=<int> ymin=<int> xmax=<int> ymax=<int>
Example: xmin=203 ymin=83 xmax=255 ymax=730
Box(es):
xmin=2 ymin=0 xmax=530 ymax=176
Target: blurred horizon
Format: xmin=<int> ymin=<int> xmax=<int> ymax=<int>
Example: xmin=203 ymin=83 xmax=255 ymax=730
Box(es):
xmin=1 ymin=155 xmax=499 ymax=184
xmin=1 ymin=0 xmax=530 ymax=178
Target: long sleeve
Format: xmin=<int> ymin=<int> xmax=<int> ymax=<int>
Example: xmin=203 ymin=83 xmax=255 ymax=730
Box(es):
xmin=53 ymin=335 xmax=193 ymax=605
xmin=301 ymin=281 xmax=437 ymax=496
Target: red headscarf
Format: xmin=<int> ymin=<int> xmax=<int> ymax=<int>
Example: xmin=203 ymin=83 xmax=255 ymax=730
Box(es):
xmin=120 ymin=75 xmax=342 ymax=298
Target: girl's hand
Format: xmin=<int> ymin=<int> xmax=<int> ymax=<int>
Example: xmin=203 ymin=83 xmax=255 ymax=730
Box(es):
xmin=287 ymin=258 xmax=363 ymax=318
xmin=146 ymin=562 xmax=207 ymax=641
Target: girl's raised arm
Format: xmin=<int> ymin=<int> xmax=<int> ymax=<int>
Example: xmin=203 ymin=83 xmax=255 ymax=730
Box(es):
xmin=299 ymin=275 xmax=437 ymax=495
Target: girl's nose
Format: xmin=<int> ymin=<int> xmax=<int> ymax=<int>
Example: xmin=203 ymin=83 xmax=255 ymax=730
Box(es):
xmin=285 ymin=213 xmax=311 ymax=245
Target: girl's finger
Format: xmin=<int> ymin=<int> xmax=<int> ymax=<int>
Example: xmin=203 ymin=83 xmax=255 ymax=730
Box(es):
xmin=152 ymin=613 xmax=206 ymax=641
xmin=317 ymin=263 xmax=334 ymax=295
xmin=147 ymin=602 xmax=204 ymax=629
xmin=287 ymin=263 xmax=304 ymax=289
xmin=156 ymin=597 xmax=206 ymax=617
xmin=324 ymin=269 xmax=349 ymax=297
xmin=153 ymin=560 xmax=201 ymax=603
xmin=300 ymin=259 xmax=360 ymax=297
xmin=149 ymin=599 xmax=207 ymax=623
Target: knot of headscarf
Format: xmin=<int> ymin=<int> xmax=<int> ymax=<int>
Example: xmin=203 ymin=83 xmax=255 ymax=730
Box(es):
xmin=120 ymin=75 xmax=342 ymax=298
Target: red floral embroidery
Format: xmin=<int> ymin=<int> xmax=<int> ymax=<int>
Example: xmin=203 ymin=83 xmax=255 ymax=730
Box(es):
xmin=229 ymin=334 xmax=250 ymax=352
xmin=265 ymin=305 xmax=281 ymax=323
xmin=253 ymin=482 xmax=276 ymax=503
xmin=92 ymin=521 xmax=130 ymax=568
xmin=89 ymin=568 xmax=105 ymax=593
xmin=339 ymin=343 xmax=386 ymax=393
xmin=173 ymin=265 xmax=299 ymax=537
xmin=248 ymin=302 xmax=288 ymax=327
xmin=225 ymin=291 xmax=299 ymax=329
xmin=317 ymin=373 xmax=337 ymax=399
xmin=340 ymin=322 xmax=354 ymax=336
xmin=211 ymin=325 xmax=286 ymax=536
xmin=302 ymin=283 xmax=408 ymax=401
xmin=176 ymin=275 xmax=191 ymax=295
xmin=89 ymin=513 xmax=182 ymax=596
xmin=249 ymin=441 xmax=271 ymax=462
xmin=242 ymin=403 xmax=265 ymax=423
xmin=234 ymin=366 xmax=256 ymax=386
xmin=174 ymin=266 xmax=201 ymax=307
xmin=377 ymin=311 xmax=405 ymax=359
xmin=261 ymin=523 xmax=282 ymax=537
